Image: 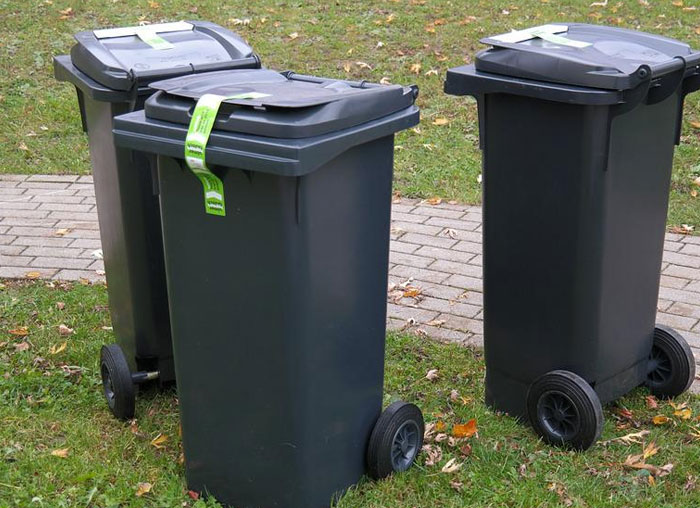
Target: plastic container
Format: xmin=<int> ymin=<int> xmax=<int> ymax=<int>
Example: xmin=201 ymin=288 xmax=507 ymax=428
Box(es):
xmin=53 ymin=21 xmax=261 ymax=420
xmin=112 ymin=69 xmax=424 ymax=507
xmin=445 ymin=23 xmax=700 ymax=449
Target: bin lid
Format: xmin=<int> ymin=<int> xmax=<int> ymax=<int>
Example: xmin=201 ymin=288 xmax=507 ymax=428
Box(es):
xmin=471 ymin=23 xmax=700 ymax=91
xmin=144 ymin=69 xmax=418 ymax=138
xmin=70 ymin=20 xmax=258 ymax=91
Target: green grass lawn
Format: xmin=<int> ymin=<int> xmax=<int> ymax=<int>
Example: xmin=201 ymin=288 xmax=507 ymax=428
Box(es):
xmin=2 ymin=280 xmax=700 ymax=507
xmin=1 ymin=0 xmax=699 ymax=228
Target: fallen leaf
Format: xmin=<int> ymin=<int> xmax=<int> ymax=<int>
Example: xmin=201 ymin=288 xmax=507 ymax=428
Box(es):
xmin=434 ymin=433 xmax=448 ymax=443
xmin=601 ymin=429 xmax=650 ymax=445
xmin=355 ymin=61 xmax=372 ymax=70
xmin=452 ymin=418 xmax=478 ymax=438
xmin=425 ymin=196 xmax=442 ymax=205
xmin=187 ymin=490 xmax=200 ymax=500
xmin=669 ymin=224 xmax=694 ymax=235
xmin=435 ymin=420 xmax=447 ymax=432
xmin=432 ymin=118 xmax=450 ymax=126
xmin=449 ymin=389 xmax=459 ymax=402
xmin=49 ymin=342 xmax=67 ymax=355
xmin=56 ymin=302 xmax=65 ymax=310
xmin=441 ymin=457 xmax=462 ymax=473
xmin=450 ymin=480 xmax=463 ymax=491
xmin=674 ymin=408 xmax=692 ymax=420
xmin=421 ymin=443 xmax=442 ymax=466
xmin=643 ymin=441 xmax=659 ymax=460
xmin=379 ymin=76 xmax=391 ymax=85
xmin=51 ymin=448 xmax=69 ymax=458
xmin=692 ymin=176 xmax=700 ymax=188
xmin=58 ymin=324 xmax=73 ymax=336
xmin=426 ymin=319 xmax=445 ymax=327
xmin=54 ymin=228 xmax=71 ymax=237
xmin=14 ymin=342 xmax=30 ymax=352
xmin=135 ymin=482 xmax=152 ymax=497
xmin=690 ymin=121 xmax=700 ymax=129
xmin=150 ymin=433 xmax=168 ymax=449
xmin=652 ymin=415 xmax=670 ymax=425
xmin=425 ymin=68 xmax=439 ymax=76
xmin=646 ymin=395 xmax=658 ymax=409
xmin=148 ymin=0 xmax=160 ymax=8
xmin=25 ymin=271 xmax=41 ymax=279
xmin=410 ymin=63 xmax=422 ymax=74
xmin=425 ymin=369 xmax=439 ymax=381
xmin=459 ymin=442 xmax=472 ymax=457
xmin=9 ymin=326 xmax=29 ymax=337
xmin=288 ymin=32 xmax=299 ymax=40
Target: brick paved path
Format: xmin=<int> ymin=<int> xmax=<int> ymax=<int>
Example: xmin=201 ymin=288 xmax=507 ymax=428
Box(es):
xmin=2 ymin=173 xmax=699 ymax=391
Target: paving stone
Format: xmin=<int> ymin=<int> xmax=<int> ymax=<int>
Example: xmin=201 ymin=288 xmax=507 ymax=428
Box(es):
xmin=466 ymin=334 xmax=484 ymax=348
xmin=414 ymin=245 xmax=475 ymax=264
xmin=27 ymin=175 xmax=79 ymax=183
xmin=430 ymin=259 xmax=482 ymax=278
xmin=425 ymin=216 xmax=481 ymax=231
xmin=436 ymin=313 xmax=484 ymax=335
xmin=0 ymin=217 xmax=56 ymax=227
xmin=82 ymin=197 xmax=97 ymax=205
xmin=401 ymin=233 xmax=457 ymax=249
xmin=469 ymin=254 xmax=483 ymax=266
xmin=413 ymin=296 xmax=481 ymax=319
xmin=67 ymin=183 xmax=96 ymax=192
xmin=391 ymin=221 xmax=443 ymax=237
xmin=412 ymin=206 xmax=466 ymax=219
xmin=387 ymin=303 xmax=439 ymax=324
xmin=391 ymin=211 xmax=427 ymax=224
xmin=6 ymin=226 xmax=57 ymax=237
xmin=48 ymin=211 xmax=99 ymax=222
xmin=0 ymin=209 xmax=51 ymax=219
xmin=37 ymin=202 xmax=94 ymax=213
xmin=0 ymin=201 xmax=40 ymax=210
xmin=0 ymin=266 xmax=56 ymax=278
xmin=69 ymin=238 xmax=102 ymax=249
xmin=452 ymin=240 xmax=482 ymax=254
xmin=390 ymin=265 xmax=451 ymax=284
xmin=0 ymin=226 xmax=7 ymax=235
xmin=0 ymin=175 xmax=28 ymax=182
xmin=0 ymin=245 xmax=26 ymax=256
xmin=30 ymin=256 xmax=93 ymax=270
xmin=683 ymin=236 xmax=700 ymax=245
xmin=662 ymin=251 xmax=700 ymax=269
xmin=55 ymin=220 xmax=101 ymax=231
xmin=89 ymin=259 xmax=105 ymax=271
xmin=76 ymin=175 xmax=94 ymax=184
xmin=657 ymin=299 xmax=674 ymax=312
xmin=663 ymin=264 xmax=700 ymax=281
xmin=22 ymin=246 xmax=85 ymax=258
xmin=664 ymin=241 xmax=683 ymax=252
xmin=656 ymin=312 xmax=698 ymax=332
xmin=680 ymin=243 xmax=700 ymax=257
xmin=12 ymin=236 xmax=73 ymax=247
xmin=18 ymin=181 xmax=71 ymax=190
xmin=389 ymin=251 xmax=434 ymax=268
xmin=659 ymin=274 xmax=690 ymax=289
xmin=0 ymin=187 xmax=27 ymax=195
xmin=391 ymin=203 xmax=417 ymax=214
xmin=63 ymin=229 xmax=101 ymax=239
xmin=390 ymin=240 xmax=420 ymax=254
xmin=0 ymin=255 xmax=33 ymax=267
xmin=0 ymin=235 xmax=17 ymax=245
xmin=53 ymin=269 xmax=103 ymax=282
xmin=685 ymin=281 xmax=700 ymax=293
xmin=658 ymin=286 xmax=700 ymax=306
xmin=413 ymin=325 xmax=469 ymax=343
xmin=30 ymin=193 xmax=83 ymax=204
xmin=444 ymin=273 xmax=483 ymax=292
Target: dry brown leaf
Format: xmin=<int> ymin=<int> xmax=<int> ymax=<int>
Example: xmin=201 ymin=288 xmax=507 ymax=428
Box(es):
xmin=288 ymin=32 xmax=299 ymax=40
xmin=432 ymin=118 xmax=449 ymax=126
xmin=459 ymin=442 xmax=472 ymax=457
xmin=426 ymin=319 xmax=445 ymax=327
xmin=674 ymin=408 xmax=692 ymax=420
xmin=9 ymin=326 xmax=29 ymax=337
xmin=449 ymin=389 xmax=459 ymax=402
xmin=56 ymin=301 xmax=65 ymax=310
xmin=54 ymin=228 xmax=72 ymax=237
xmin=51 ymin=448 xmax=69 ymax=458
xmin=646 ymin=395 xmax=658 ymax=409
xmin=150 ymin=433 xmax=168 ymax=449
xmin=14 ymin=341 xmax=30 ymax=352
xmin=49 ymin=342 xmax=67 ymax=355
xmin=452 ymin=418 xmax=477 ymax=438
xmin=692 ymin=176 xmax=700 ymax=187
xmin=188 ymin=490 xmax=200 ymax=500
xmin=643 ymin=441 xmax=659 ymax=460
xmin=425 ymin=369 xmax=439 ymax=381
xmin=669 ymin=224 xmax=694 ymax=235
xmin=355 ymin=61 xmax=372 ymax=70
xmin=601 ymin=429 xmax=650 ymax=445
xmin=410 ymin=63 xmax=422 ymax=74
xmin=135 ymin=482 xmax=152 ymax=497
xmin=422 ymin=443 xmax=442 ymax=466
xmin=58 ymin=324 xmax=73 ymax=336
xmin=148 ymin=0 xmax=160 ymax=8
xmin=435 ymin=420 xmax=447 ymax=432
xmin=450 ymin=480 xmax=463 ymax=491
xmin=25 ymin=271 xmax=41 ymax=279
xmin=441 ymin=457 xmax=462 ymax=473
xmin=425 ymin=196 xmax=442 ymax=205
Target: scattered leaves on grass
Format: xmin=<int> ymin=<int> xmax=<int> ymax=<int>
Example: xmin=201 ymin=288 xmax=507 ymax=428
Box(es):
xmin=150 ymin=433 xmax=168 ymax=449
xmin=601 ymin=429 xmax=650 ymax=445
xmin=288 ymin=32 xmax=299 ymax=40
xmin=669 ymin=224 xmax=694 ymax=234
xmin=50 ymin=448 xmax=69 ymax=458
xmin=14 ymin=342 xmax=30 ymax=352
xmin=435 ymin=421 xmax=447 ymax=432
xmin=459 ymin=442 xmax=472 ymax=457
xmin=58 ymin=6 xmax=74 ymax=19
xmin=441 ymin=457 xmax=462 ymax=473
xmin=673 ymin=407 xmax=692 ymax=420
xmin=58 ymin=324 xmax=73 ymax=336
xmin=135 ymin=482 xmax=152 ymax=497
xmin=547 ymin=482 xmax=574 ymax=507
xmin=410 ymin=63 xmax=422 ymax=74
xmin=623 ymin=453 xmax=673 ymax=478
xmin=643 ymin=441 xmax=660 ymax=460
xmin=49 ymin=342 xmax=67 ymax=355
xmin=8 ymin=326 xmax=29 ymax=337
xmin=432 ymin=118 xmax=449 ymax=126
xmin=425 ymin=369 xmax=439 ymax=381
xmin=452 ymin=419 xmax=478 ymax=438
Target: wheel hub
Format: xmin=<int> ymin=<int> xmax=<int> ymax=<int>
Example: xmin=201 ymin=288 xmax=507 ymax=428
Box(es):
xmin=391 ymin=420 xmax=420 ymax=472
xmin=537 ymin=391 xmax=579 ymax=441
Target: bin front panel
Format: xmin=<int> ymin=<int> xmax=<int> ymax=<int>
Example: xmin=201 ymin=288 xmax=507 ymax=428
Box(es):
xmin=158 ymin=137 xmax=394 ymax=508
xmin=82 ymin=96 xmax=172 ymax=376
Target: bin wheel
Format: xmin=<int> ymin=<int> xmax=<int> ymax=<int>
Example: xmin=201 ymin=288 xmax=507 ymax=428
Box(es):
xmin=526 ymin=370 xmax=603 ymax=451
xmin=367 ymin=401 xmax=424 ymax=480
xmin=645 ymin=325 xmax=696 ymax=399
xmin=100 ymin=344 xmax=135 ymax=420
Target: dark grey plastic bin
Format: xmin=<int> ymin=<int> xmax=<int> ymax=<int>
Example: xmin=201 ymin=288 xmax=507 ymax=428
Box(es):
xmin=445 ymin=23 xmax=700 ymax=450
xmin=53 ymin=21 xmax=261 ymax=420
xmin=112 ymin=69 xmax=423 ymax=508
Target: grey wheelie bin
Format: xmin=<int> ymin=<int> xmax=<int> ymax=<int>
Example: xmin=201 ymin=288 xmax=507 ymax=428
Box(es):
xmin=445 ymin=23 xmax=700 ymax=450
xmin=53 ymin=21 xmax=261 ymax=420
xmin=112 ymin=69 xmax=424 ymax=507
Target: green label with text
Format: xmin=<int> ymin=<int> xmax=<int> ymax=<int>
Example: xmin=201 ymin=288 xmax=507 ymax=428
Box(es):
xmin=184 ymin=92 xmax=270 ymax=216
xmin=136 ymin=30 xmax=175 ymax=50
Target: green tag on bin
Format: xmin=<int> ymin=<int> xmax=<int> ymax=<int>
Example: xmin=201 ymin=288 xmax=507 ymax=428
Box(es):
xmin=184 ymin=92 xmax=270 ymax=216
xmin=136 ymin=30 xmax=175 ymax=50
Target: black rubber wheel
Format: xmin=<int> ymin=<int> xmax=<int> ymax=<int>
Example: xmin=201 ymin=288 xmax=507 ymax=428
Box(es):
xmin=645 ymin=325 xmax=696 ymax=399
xmin=367 ymin=401 xmax=424 ymax=480
xmin=527 ymin=370 xmax=603 ymax=451
xmin=100 ymin=344 xmax=135 ymax=420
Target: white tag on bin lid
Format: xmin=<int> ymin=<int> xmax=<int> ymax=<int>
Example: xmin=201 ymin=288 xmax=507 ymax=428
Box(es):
xmin=93 ymin=21 xmax=193 ymax=39
xmin=490 ymin=24 xmax=591 ymax=48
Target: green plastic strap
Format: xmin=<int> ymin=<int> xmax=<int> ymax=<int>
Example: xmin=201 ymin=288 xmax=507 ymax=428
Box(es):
xmin=184 ymin=92 xmax=270 ymax=216
xmin=136 ymin=30 xmax=174 ymax=50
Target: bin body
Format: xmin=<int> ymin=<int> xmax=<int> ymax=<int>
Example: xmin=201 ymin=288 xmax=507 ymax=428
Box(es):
xmin=445 ymin=23 xmax=700 ymax=418
xmin=113 ymin=69 xmax=419 ymax=507
xmin=53 ymin=21 xmax=260 ymax=380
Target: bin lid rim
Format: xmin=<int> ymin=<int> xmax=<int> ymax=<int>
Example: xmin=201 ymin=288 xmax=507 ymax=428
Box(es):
xmin=469 ymin=22 xmax=700 ymax=91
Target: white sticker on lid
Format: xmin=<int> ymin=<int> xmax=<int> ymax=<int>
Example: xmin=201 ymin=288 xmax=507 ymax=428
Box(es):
xmin=490 ymin=24 xmax=569 ymax=44
xmin=93 ymin=21 xmax=193 ymax=39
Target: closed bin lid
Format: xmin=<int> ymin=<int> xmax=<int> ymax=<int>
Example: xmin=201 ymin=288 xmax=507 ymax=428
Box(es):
xmin=144 ymin=69 xmax=419 ymax=138
xmin=472 ymin=23 xmax=700 ymax=91
xmin=70 ymin=20 xmax=259 ymax=91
